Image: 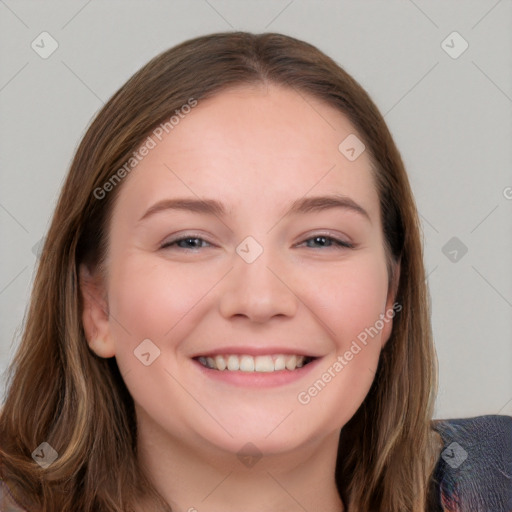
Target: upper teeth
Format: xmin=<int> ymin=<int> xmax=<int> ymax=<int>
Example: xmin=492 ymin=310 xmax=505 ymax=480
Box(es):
xmin=197 ymin=354 xmax=310 ymax=372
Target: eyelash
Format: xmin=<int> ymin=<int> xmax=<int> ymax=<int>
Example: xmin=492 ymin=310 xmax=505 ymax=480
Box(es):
xmin=160 ymin=234 xmax=354 ymax=251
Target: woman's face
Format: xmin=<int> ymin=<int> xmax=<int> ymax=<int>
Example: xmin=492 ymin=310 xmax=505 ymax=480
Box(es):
xmin=83 ymin=84 xmax=398 ymax=456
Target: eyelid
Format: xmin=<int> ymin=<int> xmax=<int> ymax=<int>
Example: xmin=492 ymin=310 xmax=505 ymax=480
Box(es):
xmin=159 ymin=230 xmax=355 ymax=250
xmin=297 ymin=229 xmax=354 ymax=245
xmin=160 ymin=232 xmax=215 ymax=249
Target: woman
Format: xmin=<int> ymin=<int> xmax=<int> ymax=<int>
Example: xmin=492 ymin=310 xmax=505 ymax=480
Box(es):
xmin=0 ymin=31 xmax=444 ymax=511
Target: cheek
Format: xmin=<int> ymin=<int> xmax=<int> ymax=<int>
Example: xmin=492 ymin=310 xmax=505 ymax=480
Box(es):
xmin=290 ymin=254 xmax=390 ymax=424
xmin=104 ymin=255 xmax=219 ymax=426
xmin=294 ymin=263 xmax=389 ymax=433
xmin=106 ymin=254 xmax=222 ymax=350
xmin=304 ymin=253 xmax=390 ymax=348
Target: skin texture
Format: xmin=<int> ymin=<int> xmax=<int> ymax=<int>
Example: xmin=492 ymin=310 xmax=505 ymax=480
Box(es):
xmin=80 ymin=84 xmax=399 ymax=512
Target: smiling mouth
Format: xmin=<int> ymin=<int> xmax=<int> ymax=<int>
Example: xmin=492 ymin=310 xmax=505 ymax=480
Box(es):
xmin=195 ymin=354 xmax=316 ymax=372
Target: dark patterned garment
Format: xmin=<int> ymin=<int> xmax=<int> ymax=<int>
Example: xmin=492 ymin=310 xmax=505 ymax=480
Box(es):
xmin=2 ymin=415 xmax=511 ymax=511
xmin=431 ymin=415 xmax=512 ymax=512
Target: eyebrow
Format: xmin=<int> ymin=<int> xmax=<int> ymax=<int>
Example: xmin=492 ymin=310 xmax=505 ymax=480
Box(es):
xmin=138 ymin=194 xmax=371 ymax=223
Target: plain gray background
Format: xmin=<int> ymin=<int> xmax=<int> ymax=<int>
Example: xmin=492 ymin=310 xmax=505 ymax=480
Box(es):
xmin=1 ymin=0 xmax=511 ymax=419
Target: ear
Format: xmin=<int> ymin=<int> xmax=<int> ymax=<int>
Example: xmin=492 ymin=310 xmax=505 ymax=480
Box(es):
xmin=79 ymin=263 xmax=116 ymax=358
xmin=380 ymin=259 xmax=401 ymax=349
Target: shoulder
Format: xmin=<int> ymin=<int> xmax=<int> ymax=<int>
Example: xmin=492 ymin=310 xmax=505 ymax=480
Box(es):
xmin=0 ymin=479 xmax=28 ymax=512
xmin=431 ymin=414 xmax=512 ymax=511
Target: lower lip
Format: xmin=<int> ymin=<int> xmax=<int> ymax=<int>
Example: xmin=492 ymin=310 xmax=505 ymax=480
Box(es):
xmin=192 ymin=358 xmax=321 ymax=388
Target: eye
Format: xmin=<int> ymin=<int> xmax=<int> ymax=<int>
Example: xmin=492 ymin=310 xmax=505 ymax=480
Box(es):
xmin=160 ymin=236 xmax=212 ymax=250
xmin=298 ymin=234 xmax=354 ymax=250
xmin=159 ymin=233 xmax=353 ymax=251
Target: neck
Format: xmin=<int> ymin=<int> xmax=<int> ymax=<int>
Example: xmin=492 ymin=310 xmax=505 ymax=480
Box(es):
xmin=134 ymin=408 xmax=345 ymax=512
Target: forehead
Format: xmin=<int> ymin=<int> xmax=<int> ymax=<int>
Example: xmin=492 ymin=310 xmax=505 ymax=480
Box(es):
xmin=112 ymin=84 xmax=380 ymax=223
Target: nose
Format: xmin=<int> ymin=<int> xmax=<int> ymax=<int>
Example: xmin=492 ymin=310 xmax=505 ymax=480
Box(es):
xmin=218 ymin=248 xmax=298 ymax=323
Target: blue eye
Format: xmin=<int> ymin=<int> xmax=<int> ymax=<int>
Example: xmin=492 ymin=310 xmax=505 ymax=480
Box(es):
xmin=161 ymin=236 xmax=211 ymax=250
xmin=160 ymin=234 xmax=353 ymax=251
xmin=300 ymin=235 xmax=353 ymax=249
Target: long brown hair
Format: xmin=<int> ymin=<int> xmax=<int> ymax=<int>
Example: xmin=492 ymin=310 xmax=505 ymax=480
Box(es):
xmin=0 ymin=32 xmax=442 ymax=511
